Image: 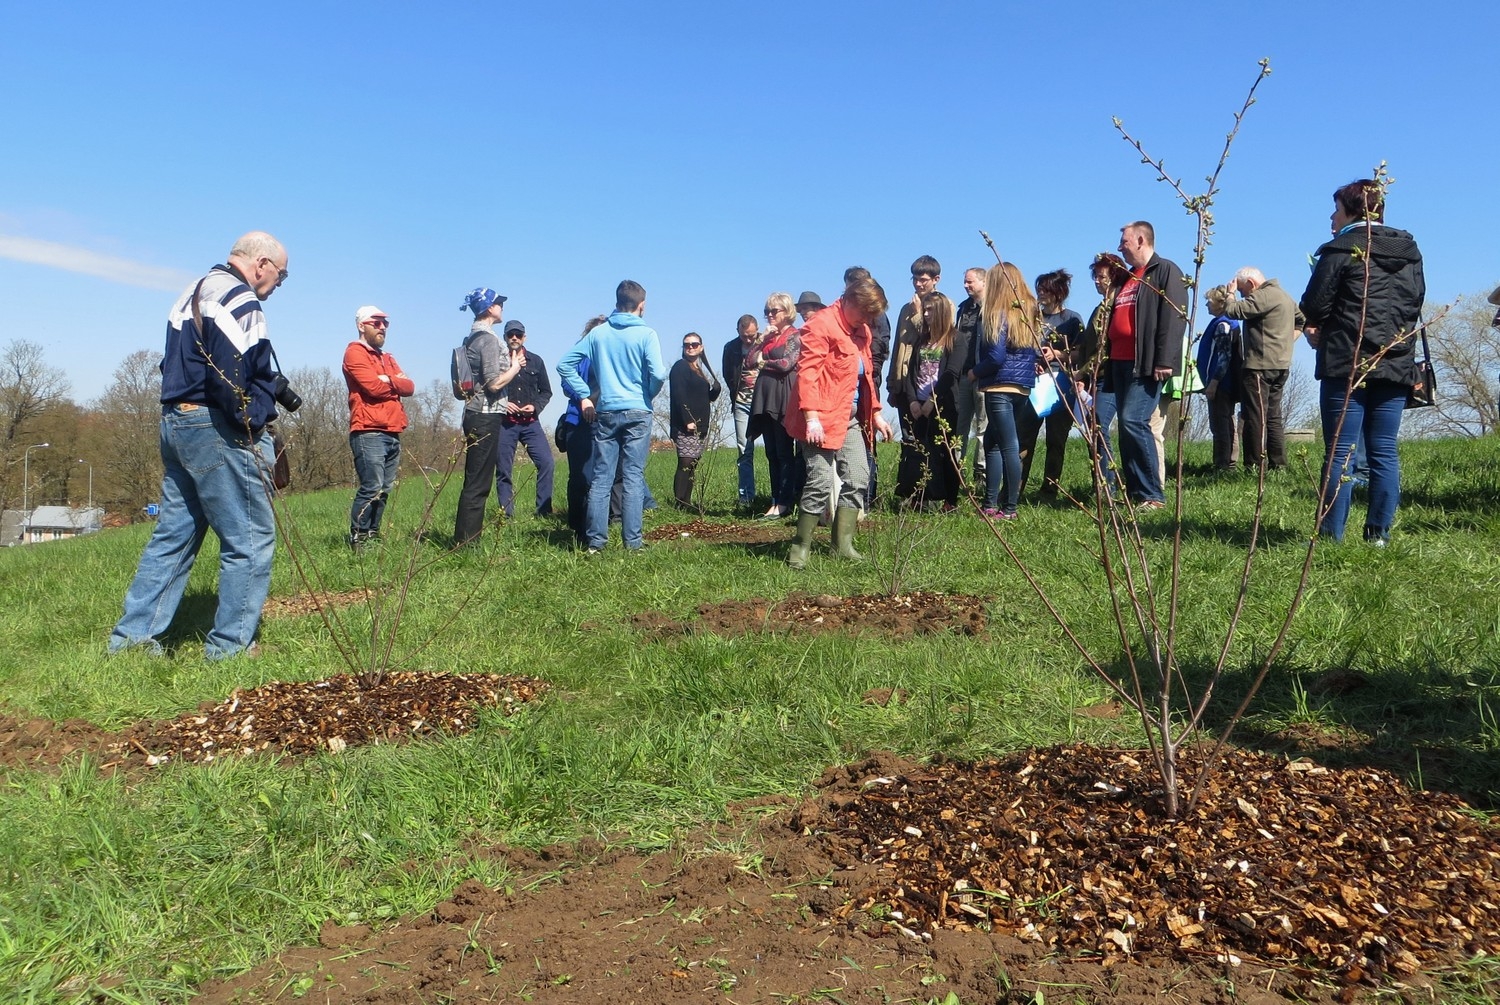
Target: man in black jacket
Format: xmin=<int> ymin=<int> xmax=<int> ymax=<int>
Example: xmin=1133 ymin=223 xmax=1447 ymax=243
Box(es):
xmin=1110 ymin=221 xmax=1187 ymax=507
xmin=493 ymin=320 xmax=555 ymax=517
xmin=952 ymin=266 xmax=988 ymax=483
xmin=721 ymin=314 xmax=762 ymax=509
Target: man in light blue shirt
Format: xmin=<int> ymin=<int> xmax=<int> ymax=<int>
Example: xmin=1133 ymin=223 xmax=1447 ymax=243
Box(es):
xmin=557 ymin=280 xmax=666 ymax=552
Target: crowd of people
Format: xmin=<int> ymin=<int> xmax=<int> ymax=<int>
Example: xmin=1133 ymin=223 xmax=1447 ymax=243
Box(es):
xmin=105 ymin=177 xmax=1428 ymax=658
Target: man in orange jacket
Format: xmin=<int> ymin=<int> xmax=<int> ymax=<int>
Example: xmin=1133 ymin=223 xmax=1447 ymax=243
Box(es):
xmin=343 ymin=305 xmax=415 ymax=548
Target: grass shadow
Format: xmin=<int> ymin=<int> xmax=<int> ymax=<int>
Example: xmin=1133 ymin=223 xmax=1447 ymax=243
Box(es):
xmin=1181 ymin=656 xmax=1500 ymax=811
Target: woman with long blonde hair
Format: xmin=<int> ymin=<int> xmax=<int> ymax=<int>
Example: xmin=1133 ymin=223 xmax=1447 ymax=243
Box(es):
xmin=965 ymin=262 xmax=1041 ymax=519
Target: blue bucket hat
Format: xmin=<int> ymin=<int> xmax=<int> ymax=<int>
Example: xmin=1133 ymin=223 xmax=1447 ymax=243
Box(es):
xmin=461 ymin=287 xmax=508 ymax=315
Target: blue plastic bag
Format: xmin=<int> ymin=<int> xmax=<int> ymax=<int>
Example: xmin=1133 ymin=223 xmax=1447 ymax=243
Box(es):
xmin=1029 ymin=370 xmax=1061 ymax=418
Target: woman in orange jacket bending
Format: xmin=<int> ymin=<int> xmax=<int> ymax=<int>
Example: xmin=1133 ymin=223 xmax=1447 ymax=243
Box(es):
xmin=782 ymin=277 xmax=894 ymax=569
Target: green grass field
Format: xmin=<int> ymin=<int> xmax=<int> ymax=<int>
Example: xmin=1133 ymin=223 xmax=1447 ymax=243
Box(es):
xmin=2 ymin=437 xmax=1498 ymax=1002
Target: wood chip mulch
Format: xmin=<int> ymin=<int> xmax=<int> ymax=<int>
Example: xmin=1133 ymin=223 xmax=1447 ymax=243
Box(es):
xmin=626 ymin=590 xmax=987 ymax=639
xmin=800 ymin=745 xmax=1500 ymax=986
xmin=108 ymin=673 xmax=549 ymax=768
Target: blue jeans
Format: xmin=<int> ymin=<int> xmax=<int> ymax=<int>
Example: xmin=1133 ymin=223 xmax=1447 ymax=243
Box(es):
xmin=110 ymin=405 xmax=276 ymax=659
xmin=732 ymin=398 xmax=756 ymax=504
xmin=1319 ymin=379 xmax=1405 ymax=543
xmin=983 ymin=391 xmax=1026 ymax=513
xmin=586 ymin=409 xmax=651 ymax=550
xmin=1111 ymin=362 xmax=1164 ymax=503
xmin=494 ymin=418 xmax=556 ymax=516
xmin=1089 ymin=379 xmax=1120 ymax=494
xmin=350 ymin=430 xmax=400 ymax=535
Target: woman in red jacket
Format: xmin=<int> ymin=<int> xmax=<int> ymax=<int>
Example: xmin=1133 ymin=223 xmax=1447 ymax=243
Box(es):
xmin=783 ymin=277 xmax=893 ymax=568
xmin=343 ymin=306 xmax=415 ymax=548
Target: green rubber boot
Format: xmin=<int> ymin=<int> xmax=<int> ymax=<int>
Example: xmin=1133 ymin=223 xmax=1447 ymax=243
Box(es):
xmin=786 ymin=510 xmax=820 ymax=569
xmin=832 ymin=506 xmax=864 ymax=562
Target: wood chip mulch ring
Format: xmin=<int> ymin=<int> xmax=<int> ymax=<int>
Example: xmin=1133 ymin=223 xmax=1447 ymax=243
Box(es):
xmin=800 ymin=744 xmax=1500 ymax=987
xmin=628 ymin=590 xmax=987 ymax=639
xmin=109 ymin=672 xmax=549 ymax=768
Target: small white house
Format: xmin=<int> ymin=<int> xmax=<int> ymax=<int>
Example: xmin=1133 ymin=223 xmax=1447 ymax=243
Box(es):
xmin=22 ymin=506 xmax=104 ymax=544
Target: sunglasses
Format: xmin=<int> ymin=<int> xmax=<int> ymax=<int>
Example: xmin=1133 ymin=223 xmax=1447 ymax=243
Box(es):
xmin=363 ymin=318 xmax=389 ymax=328
xmin=260 ymin=257 xmax=289 ymax=286
xmin=683 ymin=341 xmax=702 ymax=348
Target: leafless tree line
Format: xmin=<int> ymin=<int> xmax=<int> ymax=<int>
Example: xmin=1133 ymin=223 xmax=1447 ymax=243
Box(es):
xmin=1 ymin=340 xmax=462 ymax=518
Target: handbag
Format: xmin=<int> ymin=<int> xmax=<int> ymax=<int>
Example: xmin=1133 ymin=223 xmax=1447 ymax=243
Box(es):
xmin=1029 ymin=370 xmax=1061 ymax=418
xmin=1405 ymin=324 xmax=1436 ymax=410
xmin=553 ymin=414 xmax=572 ymax=453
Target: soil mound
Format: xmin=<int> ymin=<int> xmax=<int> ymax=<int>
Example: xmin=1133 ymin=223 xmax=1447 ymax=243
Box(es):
xmin=193 ymin=746 xmax=1500 ymax=1005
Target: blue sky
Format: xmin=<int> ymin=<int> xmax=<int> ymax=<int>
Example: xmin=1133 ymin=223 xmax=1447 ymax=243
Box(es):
xmin=2 ymin=1 xmax=1496 ymax=427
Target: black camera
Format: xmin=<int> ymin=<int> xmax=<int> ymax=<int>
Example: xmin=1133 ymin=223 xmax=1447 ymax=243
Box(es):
xmin=271 ymin=373 xmax=302 ymax=413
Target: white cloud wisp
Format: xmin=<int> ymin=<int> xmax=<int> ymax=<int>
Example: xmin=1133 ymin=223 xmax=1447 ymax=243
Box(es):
xmin=0 ymin=234 xmax=193 ymax=291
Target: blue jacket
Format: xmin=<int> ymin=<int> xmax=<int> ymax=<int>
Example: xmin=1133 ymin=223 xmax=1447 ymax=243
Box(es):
xmin=967 ymin=320 xmax=1038 ymax=390
xmin=1196 ymin=315 xmax=1241 ymax=396
xmin=562 ymin=355 xmax=593 ymax=426
xmin=557 ymin=312 xmax=666 ymax=413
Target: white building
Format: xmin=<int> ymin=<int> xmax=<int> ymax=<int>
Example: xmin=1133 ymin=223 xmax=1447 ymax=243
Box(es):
xmin=21 ymin=506 xmax=104 ymax=544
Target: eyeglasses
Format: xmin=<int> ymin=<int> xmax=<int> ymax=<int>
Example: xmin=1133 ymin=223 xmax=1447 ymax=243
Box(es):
xmin=363 ymin=318 xmax=389 ymax=328
xmin=683 ymin=341 xmax=702 ymax=348
xmin=260 ymin=258 xmax=289 ymax=286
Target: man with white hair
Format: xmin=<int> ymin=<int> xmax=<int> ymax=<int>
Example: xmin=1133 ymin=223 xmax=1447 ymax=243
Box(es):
xmin=110 ymin=231 xmax=290 ymax=659
xmin=1208 ymin=267 xmax=1302 ymax=471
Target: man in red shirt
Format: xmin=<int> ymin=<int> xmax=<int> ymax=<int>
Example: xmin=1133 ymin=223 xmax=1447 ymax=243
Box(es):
xmin=1108 ymin=222 xmax=1186 ymax=508
xmin=343 ymin=305 xmax=416 ymax=548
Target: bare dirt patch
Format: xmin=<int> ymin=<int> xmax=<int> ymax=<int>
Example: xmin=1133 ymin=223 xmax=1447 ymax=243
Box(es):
xmin=261 ymin=589 xmax=372 ymax=619
xmin=0 ymin=673 xmax=547 ymax=775
xmin=193 ymin=746 xmax=1500 ymax=1005
xmin=625 ymin=590 xmax=987 ymax=640
xmin=644 ymin=518 xmax=790 ymax=545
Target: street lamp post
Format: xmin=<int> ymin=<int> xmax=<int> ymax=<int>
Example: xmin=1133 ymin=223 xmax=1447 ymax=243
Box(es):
xmin=76 ymin=459 xmax=94 ymax=519
xmin=22 ymin=442 xmax=50 ymax=542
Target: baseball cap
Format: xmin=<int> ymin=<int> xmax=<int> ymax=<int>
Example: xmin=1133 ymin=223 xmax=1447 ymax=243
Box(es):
xmin=502 ymin=320 xmax=527 ymax=336
xmin=355 ymin=305 xmax=389 ymax=325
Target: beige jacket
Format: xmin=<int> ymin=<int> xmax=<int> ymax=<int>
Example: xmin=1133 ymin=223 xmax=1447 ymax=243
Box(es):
xmin=1220 ymin=277 xmax=1303 ymax=370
